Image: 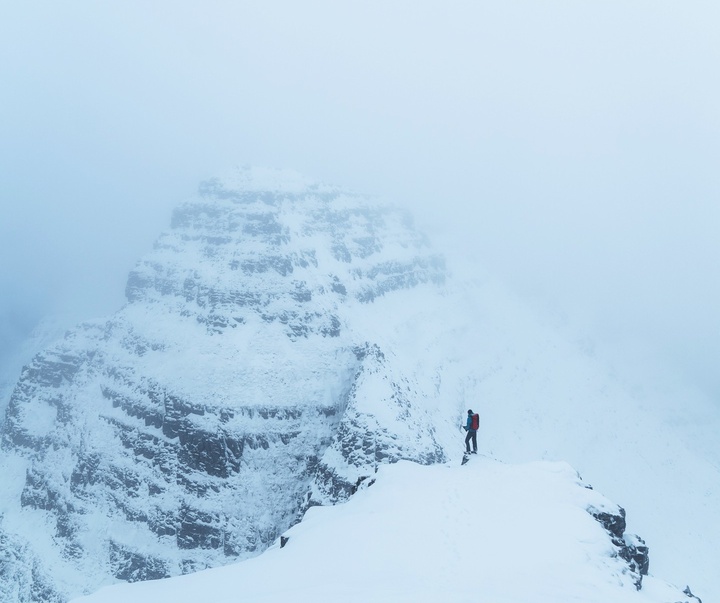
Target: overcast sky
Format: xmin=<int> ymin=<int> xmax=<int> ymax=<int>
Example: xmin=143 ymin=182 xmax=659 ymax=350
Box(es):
xmin=1 ymin=1 xmax=718 ymax=400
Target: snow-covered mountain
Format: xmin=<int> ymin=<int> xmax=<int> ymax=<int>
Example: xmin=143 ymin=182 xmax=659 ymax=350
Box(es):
xmin=0 ymin=167 xmax=716 ymax=602
xmin=0 ymin=168 xmax=450 ymax=601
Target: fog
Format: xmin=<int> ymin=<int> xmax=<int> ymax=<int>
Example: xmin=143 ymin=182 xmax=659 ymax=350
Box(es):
xmin=1 ymin=1 xmax=719 ymax=402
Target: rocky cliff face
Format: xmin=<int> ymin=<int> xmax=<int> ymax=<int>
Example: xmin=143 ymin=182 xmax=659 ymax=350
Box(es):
xmin=0 ymin=168 xmax=448 ymax=600
xmin=588 ymin=504 xmax=649 ymax=590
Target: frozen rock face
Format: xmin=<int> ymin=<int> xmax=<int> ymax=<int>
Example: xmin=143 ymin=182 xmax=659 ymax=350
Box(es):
xmin=311 ymin=342 xmax=445 ymax=504
xmin=588 ymin=504 xmax=649 ymax=590
xmin=0 ymin=168 xmax=447 ymax=600
xmin=0 ymin=521 xmax=63 ymax=603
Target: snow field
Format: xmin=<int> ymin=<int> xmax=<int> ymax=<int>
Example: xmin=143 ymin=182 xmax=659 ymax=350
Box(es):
xmin=71 ymin=458 xmax=687 ymax=603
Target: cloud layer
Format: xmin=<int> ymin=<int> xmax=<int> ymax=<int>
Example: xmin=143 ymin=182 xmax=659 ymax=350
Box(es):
xmin=1 ymin=1 xmax=719 ymax=399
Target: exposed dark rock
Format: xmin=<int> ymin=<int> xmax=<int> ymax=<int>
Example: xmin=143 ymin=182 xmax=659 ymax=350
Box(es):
xmin=21 ymin=467 xmax=62 ymax=511
xmin=589 ymin=505 xmax=626 ymax=540
xmin=588 ymin=505 xmax=648 ymax=590
xmin=350 ymin=475 xmax=376 ymax=495
xmin=177 ymin=423 xmax=243 ymax=478
xmin=240 ymin=256 xmax=294 ymax=276
xmin=109 ymin=542 xmax=170 ymax=582
xmin=622 ymin=533 xmax=650 ymax=577
xmin=320 ymin=315 xmax=342 ymax=338
xmin=177 ymin=506 xmax=223 ymax=550
xmin=330 ymin=276 xmax=347 ymax=296
xmin=683 ymin=585 xmax=703 ymax=603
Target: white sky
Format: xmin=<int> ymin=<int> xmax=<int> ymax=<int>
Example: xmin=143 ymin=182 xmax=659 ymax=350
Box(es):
xmin=1 ymin=1 xmax=719 ymax=399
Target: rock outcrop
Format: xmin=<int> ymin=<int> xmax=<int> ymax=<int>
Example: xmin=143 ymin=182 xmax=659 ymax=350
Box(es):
xmin=588 ymin=504 xmax=649 ymax=589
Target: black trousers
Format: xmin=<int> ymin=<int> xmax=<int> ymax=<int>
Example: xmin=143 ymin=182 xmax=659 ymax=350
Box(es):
xmin=465 ymin=429 xmax=477 ymax=452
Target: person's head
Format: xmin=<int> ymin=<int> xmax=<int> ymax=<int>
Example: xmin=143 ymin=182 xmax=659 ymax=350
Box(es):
xmin=467 ymin=409 xmax=473 ymax=415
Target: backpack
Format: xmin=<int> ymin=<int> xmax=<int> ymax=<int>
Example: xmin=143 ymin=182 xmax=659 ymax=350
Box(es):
xmin=471 ymin=413 xmax=479 ymax=430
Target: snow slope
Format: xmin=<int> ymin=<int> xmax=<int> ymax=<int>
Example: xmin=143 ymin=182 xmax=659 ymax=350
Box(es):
xmin=71 ymin=458 xmax=694 ymax=603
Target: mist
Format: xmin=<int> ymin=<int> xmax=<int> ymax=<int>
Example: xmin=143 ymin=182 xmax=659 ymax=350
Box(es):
xmin=1 ymin=1 xmax=719 ymax=402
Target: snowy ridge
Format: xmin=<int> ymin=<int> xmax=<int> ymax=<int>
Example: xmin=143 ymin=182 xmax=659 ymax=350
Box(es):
xmin=71 ymin=458 xmax=694 ymax=603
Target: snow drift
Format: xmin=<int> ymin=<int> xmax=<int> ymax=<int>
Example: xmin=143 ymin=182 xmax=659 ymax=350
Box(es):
xmin=71 ymin=458 xmax=696 ymax=603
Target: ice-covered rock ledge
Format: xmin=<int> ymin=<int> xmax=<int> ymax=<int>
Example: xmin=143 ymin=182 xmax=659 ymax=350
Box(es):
xmin=72 ymin=458 xmax=697 ymax=603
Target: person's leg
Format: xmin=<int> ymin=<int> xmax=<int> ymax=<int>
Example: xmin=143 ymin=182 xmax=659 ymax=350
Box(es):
xmin=471 ymin=431 xmax=477 ymax=452
xmin=464 ymin=430 xmax=472 ymax=452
